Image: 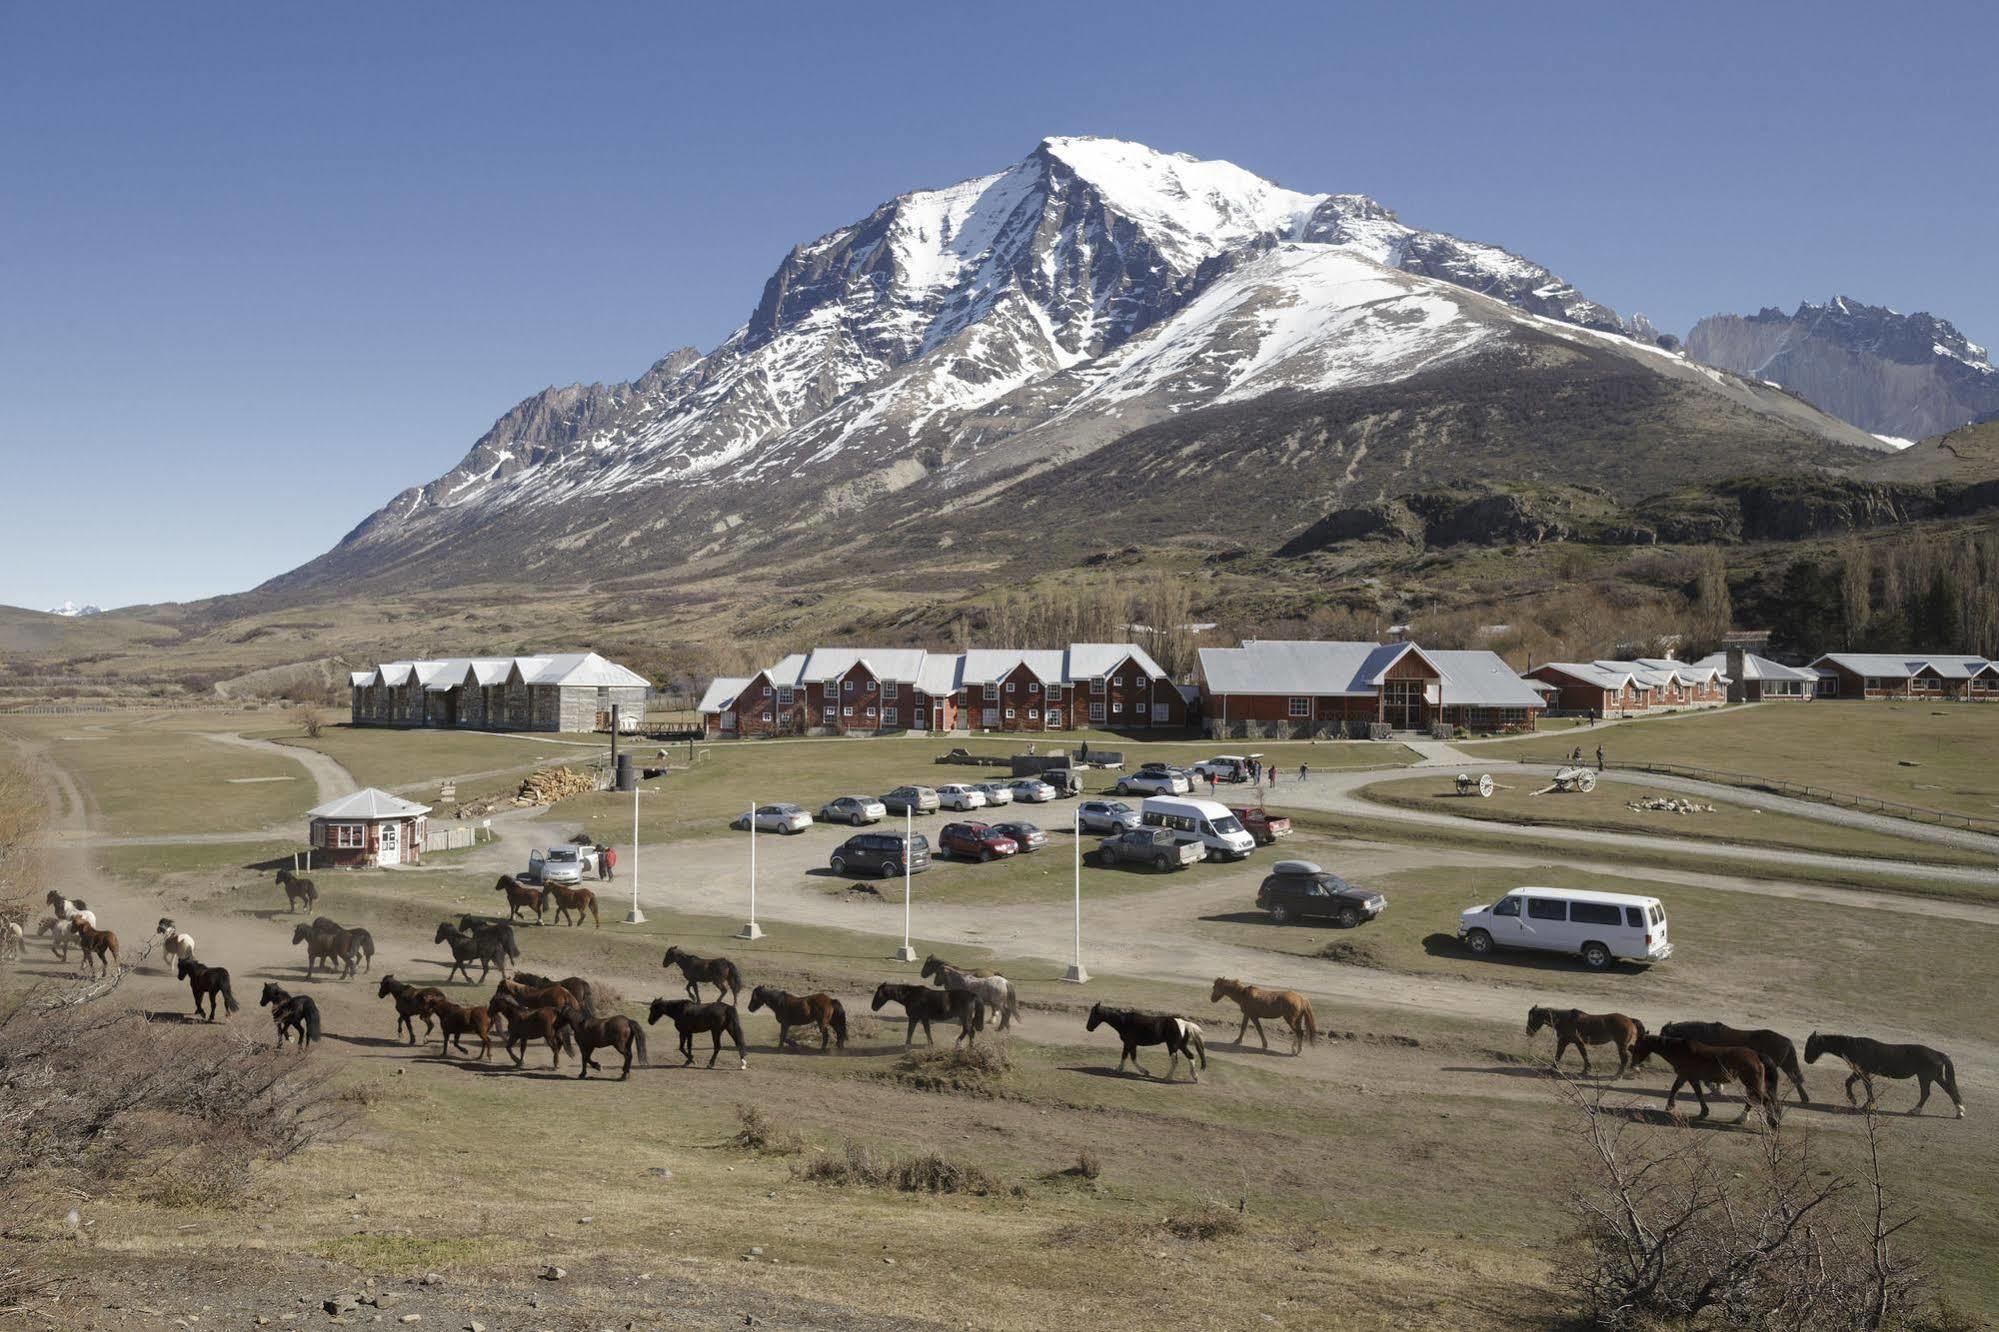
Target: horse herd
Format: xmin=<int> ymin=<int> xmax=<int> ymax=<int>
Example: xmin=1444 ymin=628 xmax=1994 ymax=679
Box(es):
xmin=1525 ymin=1005 xmax=1966 ymax=1128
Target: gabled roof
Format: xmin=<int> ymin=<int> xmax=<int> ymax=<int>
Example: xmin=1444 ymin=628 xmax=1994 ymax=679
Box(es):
xmin=1632 ymin=657 xmax=1726 ymax=685
xmin=959 ymin=649 xmax=1067 ymax=685
xmin=1199 ymin=640 xmax=1541 ymax=708
xmin=799 ymin=648 xmax=929 ymax=684
xmin=696 ymin=677 xmax=750 ymax=714
xmin=1531 ymin=661 xmax=1641 ymax=691
xmin=1065 ymin=642 xmax=1168 ymax=680
xmin=349 ymin=670 xmax=376 ymax=687
xmin=524 ymin=652 xmax=650 ymax=688
xmin=1428 ymin=650 xmax=1548 ymax=709
xmin=915 ymin=654 xmax=963 ymax=695
xmin=308 ymin=788 xmax=431 ymax=820
xmin=1810 ymin=653 xmax=1997 ymax=680
xmin=365 ymin=653 xmax=646 ymax=690
xmin=1691 ymin=651 xmax=1812 ymax=683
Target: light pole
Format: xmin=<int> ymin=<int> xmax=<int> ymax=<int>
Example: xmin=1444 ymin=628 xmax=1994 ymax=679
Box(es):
xmin=1063 ymin=803 xmax=1088 ymax=983
xmin=622 ymin=778 xmax=645 ymax=925
xmin=891 ymin=803 xmax=917 ymax=963
xmin=736 ymin=803 xmax=764 ymax=940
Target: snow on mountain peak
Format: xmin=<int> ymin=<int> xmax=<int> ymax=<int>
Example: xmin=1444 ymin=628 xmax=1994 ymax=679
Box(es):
xmin=1035 ymin=135 xmax=1324 ymax=260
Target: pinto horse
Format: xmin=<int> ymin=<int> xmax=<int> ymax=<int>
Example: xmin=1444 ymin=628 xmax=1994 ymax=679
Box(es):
xmin=1806 ymin=1032 xmax=1964 ymax=1119
xmin=259 ymin=982 xmax=322 ymax=1046
xmin=275 ymin=868 xmax=318 ymax=913
xmin=293 ymin=920 xmax=369 ymax=979
xmin=177 ymin=957 xmax=240 ymax=1022
xmin=1528 ymin=1006 xmax=1645 ymax=1078
xmin=489 ymin=995 xmax=578 ymax=1069
xmin=512 ymin=971 xmax=596 ymax=1018
xmin=70 ymin=920 xmax=120 ymax=977
xmin=1662 ymin=1021 xmax=1812 ymax=1105
xmin=648 ymin=997 xmax=749 ymax=1069
xmin=420 ymin=994 xmax=493 ymax=1060
xmin=661 ymin=946 xmax=744 ymax=1003
xmin=1211 ymin=978 xmax=1318 ymax=1055
xmin=36 ymin=916 xmax=76 ymax=962
xmin=377 ymin=975 xmax=443 ymax=1044
xmin=871 ymin=982 xmax=983 ymax=1047
xmin=748 ymin=986 xmax=847 ymax=1052
xmin=921 ymin=955 xmax=1019 ymax=1031
xmin=491 ymin=875 xmax=546 ymax=924
xmin=539 ymin=880 xmax=600 ymax=928
xmin=433 ymin=922 xmax=514 ymax=984
xmin=45 ymin=890 xmax=90 ymax=921
xmin=1631 ymin=1033 xmax=1781 ymax=1127
xmin=557 ymin=1012 xmax=646 ymax=1079
xmin=1086 ymin=1003 xmax=1206 ymax=1082
xmin=156 ymin=918 xmax=196 ymax=968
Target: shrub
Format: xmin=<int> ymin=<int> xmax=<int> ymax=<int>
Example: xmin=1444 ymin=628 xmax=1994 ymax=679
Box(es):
xmin=732 ymin=1104 xmax=801 ymax=1156
xmin=1074 ymin=1149 xmax=1102 ymax=1181
xmin=874 ymin=1039 xmax=1015 ymax=1096
xmin=796 ymin=1139 xmax=1007 ymax=1196
xmin=1162 ymin=1205 xmax=1244 ymax=1241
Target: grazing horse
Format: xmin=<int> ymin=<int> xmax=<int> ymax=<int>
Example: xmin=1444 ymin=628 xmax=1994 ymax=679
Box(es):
xmin=70 ymin=920 xmax=120 ymax=977
xmin=648 ymin=997 xmax=749 ymax=1069
xmin=491 ymin=977 xmax=585 ymax=1022
xmin=921 ymin=955 xmax=1019 ymax=1031
xmin=259 ymin=982 xmax=322 ymax=1046
xmin=156 ymin=918 xmax=196 ymax=968
xmin=1806 ymin=1032 xmax=1964 ymax=1119
xmin=293 ymin=920 xmax=370 ymax=979
xmin=275 ymin=868 xmax=318 ymax=913
xmin=433 ymin=922 xmax=514 ymax=984
xmin=1211 ymin=978 xmax=1318 ymax=1055
xmin=1528 ymin=1006 xmax=1645 ymax=1078
xmin=1086 ymin=1003 xmax=1206 ymax=1082
xmin=1630 ymin=1034 xmax=1781 ymax=1127
xmin=177 ymin=957 xmax=239 ymax=1021
xmin=661 ymin=946 xmax=743 ymax=1003
xmin=871 ymin=982 xmax=983 ymax=1047
xmin=539 ymin=880 xmax=601 ymax=928
xmin=748 ymin=986 xmax=847 ymax=1053
xmin=489 ymin=995 xmax=578 ymax=1069
xmin=1662 ymin=1021 xmax=1812 ymax=1105
xmin=491 ymin=875 xmax=546 ymax=924
xmin=557 ymin=1012 xmax=647 ymax=1080
xmin=512 ymin=971 xmax=596 ymax=1018
xmin=377 ymin=975 xmax=443 ymax=1044
xmin=419 ymin=994 xmax=493 ymax=1060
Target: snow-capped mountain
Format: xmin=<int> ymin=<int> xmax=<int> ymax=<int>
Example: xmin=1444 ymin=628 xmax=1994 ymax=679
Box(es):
xmin=1687 ymin=297 xmax=1999 ymax=441
xmin=272 ymin=137 xmax=1884 ymax=594
xmin=45 ymin=600 xmax=102 ymax=617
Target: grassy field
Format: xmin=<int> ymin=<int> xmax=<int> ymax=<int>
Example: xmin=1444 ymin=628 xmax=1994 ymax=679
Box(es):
xmin=1355 ymin=772 xmax=1996 ymax=867
xmin=1485 ymin=701 xmax=1999 ymax=820
xmin=255 ymin=721 xmax=592 ymax=792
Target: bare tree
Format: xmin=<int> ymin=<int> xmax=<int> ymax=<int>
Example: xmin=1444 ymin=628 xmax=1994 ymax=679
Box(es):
xmin=292 ymin=703 xmax=325 ymax=739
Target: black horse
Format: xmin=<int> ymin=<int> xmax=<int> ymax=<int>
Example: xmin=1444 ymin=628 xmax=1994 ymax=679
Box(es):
xmin=293 ymin=918 xmax=374 ymax=978
xmin=870 ymin=981 xmax=983 ymax=1047
xmin=275 ymin=868 xmax=318 ymax=912
xmin=1806 ymin=1032 xmax=1964 ymax=1119
xmin=454 ymin=916 xmax=521 ymax=956
xmin=433 ymin=921 xmax=514 ymax=984
xmin=512 ymin=970 xmax=596 ymax=1017
xmin=1661 ymin=1020 xmax=1811 ymax=1104
xmin=177 ymin=957 xmax=239 ymax=1022
xmin=556 ymin=1012 xmax=647 ymax=1080
xmin=647 ymin=997 xmax=748 ymax=1068
xmin=661 ymin=946 xmax=744 ymax=1003
xmin=377 ymin=974 xmax=442 ymax=1043
xmin=259 ymin=982 xmax=322 ymax=1046
xmin=1085 ymin=1003 xmax=1206 ymax=1082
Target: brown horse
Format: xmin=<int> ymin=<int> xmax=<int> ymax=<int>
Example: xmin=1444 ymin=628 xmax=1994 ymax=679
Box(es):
xmin=275 ymin=868 xmax=318 ymax=913
xmin=420 ymin=994 xmax=493 ymax=1060
xmin=492 ymin=977 xmax=586 ymax=1022
xmin=512 ymin=971 xmax=597 ymax=1017
xmin=539 ymin=880 xmax=600 ymax=928
xmin=71 ymin=920 xmax=120 ymax=977
xmin=1527 ymin=1006 xmax=1645 ymax=1078
xmin=748 ymin=986 xmax=847 ymax=1052
xmin=377 ymin=975 xmax=442 ymax=1043
xmin=177 ymin=957 xmax=240 ymax=1022
xmin=871 ymin=982 xmax=982 ymax=1047
xmin=1630 ymin=1034 xmax=1781 ymax=1127
xmin=557 ymin=1012 xmax=647 ymax=1079
xmin=492 ymin=875 xmax=546 ymax=924
xmin=489 ymin=995 xmax=578 ymax=1069
xmin=1210 ymin=978 xmax=1318 ymax=1055
xmin=661 ymin=946 xmax=744 ymax=1003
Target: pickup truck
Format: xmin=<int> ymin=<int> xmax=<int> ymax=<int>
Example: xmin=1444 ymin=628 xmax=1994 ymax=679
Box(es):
xmin=1231 ymin=806 xmax=1292 ymax=845
xmin=1097 ymin=827 xmax=1204 ymax=871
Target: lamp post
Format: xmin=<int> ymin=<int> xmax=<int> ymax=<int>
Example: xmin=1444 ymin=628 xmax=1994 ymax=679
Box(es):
xmin=891 ymin=803 xmax=917 ymax=963
xmin=622 ymin=778 xmax=645 ymax=925
xmin=1062 ymin=802 xmax=1089 ymax=983
xmin=736 ymin=803 xmax=764 ymax=940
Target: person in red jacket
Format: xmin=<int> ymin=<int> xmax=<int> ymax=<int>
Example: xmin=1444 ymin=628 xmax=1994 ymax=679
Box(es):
xmin=597 ymin=845 xmax=617 ymax=880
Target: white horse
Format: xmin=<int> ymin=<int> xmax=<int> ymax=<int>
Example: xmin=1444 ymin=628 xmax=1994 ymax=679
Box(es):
xmin=921 ymin=955 xmax=1021 ymax=1031
xmin=1 ymin=919 xmax=22 ymax=960
xmin=37 ymin=915 xmax=78 ymax=961
xmin=156 ymin=917 xmax=196 ymax=966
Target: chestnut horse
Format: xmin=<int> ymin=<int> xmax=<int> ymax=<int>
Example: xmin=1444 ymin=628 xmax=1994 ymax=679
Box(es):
xmin=491 ymin=875 xmax=546 ymax=924
xmin=275 ymin=868 xmax=318 ymax=913
xmin=556 ymin=1012 xmax=646 ymax=1079
xmin=177 ymin=957 xmax=240 ymax=1022
xmin=1210 ymin=978 xmax=1317 ymax=1055
xmin=1806 ymin=1032 xmax=1964 ymax=1119
xmin=1630 ymin=1033 xmax=1781 ymax=1127
xmin=539 ymin=880 xmax=600 ymax=928
xmin=488 ymin=994 xmax=578 ymax=1069
xmin=1528 ymin=1006 xmax=1645 ymax=1078
xmin=71 ymin=920 xmax=120 ymax=977
xmin=420 ymin=994 xmax=493 ymax=1060
xmin=512 ymin=971 xmax=597 ymax=1018
xmin=377 ymin=975 xmax=443 ymax=1044
xmin=748 ymin=986 xmax=847 ymax=1052
xmin=491 ymin=977 xmax=586 ymax=1022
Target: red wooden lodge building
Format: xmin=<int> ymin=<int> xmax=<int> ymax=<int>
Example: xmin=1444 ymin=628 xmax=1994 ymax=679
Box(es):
xmin=1195 ymin=640 xmax=1544 ymax=737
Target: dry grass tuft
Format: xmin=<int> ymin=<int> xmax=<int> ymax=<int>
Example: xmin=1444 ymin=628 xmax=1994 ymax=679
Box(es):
xmin=1316 ymin=938 xmax=1383 ymax=969
xmin=796 ymin=1140 xmax=1012 ymax=1197
xmin=732 ymin=1103 xmax=803 ymax=1156
xmin=872 ymin=1038 xmax=1016 ymax=1097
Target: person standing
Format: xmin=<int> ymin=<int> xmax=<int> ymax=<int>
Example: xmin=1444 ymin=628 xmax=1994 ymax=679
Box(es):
xmin=1595 ymin=744 xmax=1604 ymax=772
xmin=601 ymin=845 xmax=617 ymax=880
xmin=1298 ymin=762 xmax=1308 ymax=782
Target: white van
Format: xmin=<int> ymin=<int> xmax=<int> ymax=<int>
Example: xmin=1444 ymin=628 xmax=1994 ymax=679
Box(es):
xmin=1457 ymin=887 xmax=1671 ymax=971
xmin=1138 ymin=796 xmax=1257 ymax=861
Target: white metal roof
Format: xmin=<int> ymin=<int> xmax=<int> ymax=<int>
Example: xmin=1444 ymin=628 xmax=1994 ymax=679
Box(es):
xmin=1531 ymin=661 xmax=1641 ymax=692
xmin=696 ymin=677 xmax=750 ymax=714
xmin=1690 ymin=651 xmax=1811 ymax=683
xmin=1811 ymin=652 xmax=1998 ymax=681
xmin=1066 ymin=642 xmax=1168 ymax=680
xmin=800 ymin=647 xmax=929 ymax=684
xmin=308 ymin=787 xmax=432 ymax=820
xmin=361 ymin=653 xmax=647 ymax=690
xmin=1428 ymin=650 xmax=1549 ymax=709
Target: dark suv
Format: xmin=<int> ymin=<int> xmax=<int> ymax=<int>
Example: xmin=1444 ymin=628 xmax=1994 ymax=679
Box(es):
xmin=1255 ymin=860 xmax=1386 ymax=928
xmin=937 ymin=821 xmax=1019 ymax=862
xmin=829 ymin=831 xmax=932 ymax=879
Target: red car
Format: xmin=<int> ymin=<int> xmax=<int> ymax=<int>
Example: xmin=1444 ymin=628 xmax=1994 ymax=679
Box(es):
xmin=938 ymin=821 xmax=1019 ymax=862
xmin=1231 ymin=806 xmax=1292 ymax=845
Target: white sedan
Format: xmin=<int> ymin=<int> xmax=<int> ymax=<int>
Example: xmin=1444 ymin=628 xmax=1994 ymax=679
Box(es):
xmin=1008 ymin=778 xmax=1057 ymax=803
xmin=1115 ymin=769 xmax=1191 ymax=796
xmin=971 ymin=782 xmax=1015 ymax=806
xmin=936 ymin=783 xmax=989 ymax=812
xmin=731 ymin=803 xmax=814 ymax=834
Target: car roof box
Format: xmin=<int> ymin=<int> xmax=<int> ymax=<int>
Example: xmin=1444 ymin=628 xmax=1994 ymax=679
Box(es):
xmin=1271 ymin=860 xmax=1323 ymax=876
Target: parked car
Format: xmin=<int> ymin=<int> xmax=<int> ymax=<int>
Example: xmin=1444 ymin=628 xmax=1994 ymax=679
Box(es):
xmin=1008 ymin=777 xmax=1057 ymax=803
xmin=1138 ymin=796 xmax=1257 ymax=860
xmin=1231 ymin=805 xmax=1292 ymax=845
xmin=1098 ymin=827 xmax=1203 ymax=871
xmin=829 ymin=831 xmax=932 ymax=879
xmin=971 ymin=782 xmax=1015 ymax=807
xmin=528 ymin=844 xmax=590 ymax=885
xmin=880 ymin=785 xmax=941 ymax=815
xmin=1190 ymin=755 xmax=1254 ymax=783
xmin=818 ymin=794 xmax=886 ymax=826
xmin=1036 ymin=767 xmax=1082 ymax=797
xmin=1076 ymin=798 xmax=1140 ymax=834
xmin=938 ymin=821 xmax=1019 ymax=861
xmin=1458 ymin=887 xmax=1671 ymax=970
xmin=936 ymin=783 xmax=989 ymax=812
xmin=730 ymin=803 xmax=813 ymax=834
xmin=989 ymin=820 xmax=1047 ymax=852
xmin=1255 ymin=860 xmax=1385 ymax=927
xmin=1115 ymin=768 xmax=1191 ymax=796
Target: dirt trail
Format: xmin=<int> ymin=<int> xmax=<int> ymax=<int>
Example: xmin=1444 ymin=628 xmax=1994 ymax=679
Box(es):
xmin=201 ymin=730 xmax=356 ymax=806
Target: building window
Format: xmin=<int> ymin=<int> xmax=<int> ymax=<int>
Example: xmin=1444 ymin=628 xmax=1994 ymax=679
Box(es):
xmin=776 ymin=686 xmax=792 ymax=705
xmin=982 ymin=708 xmax=998 ymax=727
xmin=1006 ymin=681 xmax=1015 ymax=693
xmin=762 ymin=684 xmax=773 ymax=696
xmin=883 ymin=708 xmax=898 ymax=725
xmin=1048 ymin=712 xmax=1063 ymax=726
xmin=844 ymin=679 xmax=855 ymax=693
xmin=883 ymin=681 xmax=898 ymax=700
xmin=1091 ymin=677 xmax=1105 ymax=695
xmin=984 ymin=682 xmax=999 ymax=701
xmin=762 ymin=712 xmax=773 ymax=722
xmin=1111 ymin=702 xmax=1123 ymax=714
xmin=332 ymin=823 xmax=366 ymax=849
xmin=1089 ymin=702 xmax=1105 ymax=721
xmin=823 ymin=707 xmax=836 ymax=721
xmin=866 ymin=706 xmax=877 ymax=716
xmin=1028 ymin=709 xmax=1039 ymax=721
xmin=1005 ymin=708 xmax=1016 ymax=719
xmin=1288 ymin=697 xmax=1310 ymax=718
xmin=1152 ymin=703 xmax=1169 ymax=722
xmin=1028 ymin=681 xmax=1040 ymax=694
xmin=1113 ymin=676 xmax=1124 ymax=687
xmin=842 ymin=706 xmax=853 ymax=717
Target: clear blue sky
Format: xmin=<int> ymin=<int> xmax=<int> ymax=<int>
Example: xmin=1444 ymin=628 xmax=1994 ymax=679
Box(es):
xmin=3 ymin=1 xmax=1993 ymax=612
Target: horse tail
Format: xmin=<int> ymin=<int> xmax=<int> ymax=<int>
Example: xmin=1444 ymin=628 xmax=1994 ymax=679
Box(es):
xmin=1186 ymin=1020 xmax=1207 ymax=1069
xmin=1300 ymin=999 xmax=1318 ymax=1046
xmin=221 ymin=972 xmax=240 ymax=1014
xmin=630 ymin=1023 xmax=648 ymax=1066
xmin=304 ymin=1001 xmax=322 ymax=1045
xmin=1633 ymin=1017 xmax=1648 ymax=1041
xmin=357 ymin=929 xmax=375 ymax=965
xmin=725 ymin=1006 xmax=745 ymax=1051
xmin=1939 ymin=1052 xmax=1961 ymax=1103
xmin=724 ymin=960 xmax=743 ymax=998
xmin=588 ymin=896 xmax=600 ymax=928
xmin=831 ymin=1000 xmax=848 ymax=1049
xmin=1003 ymin=980 xmax=1020 ymax=1027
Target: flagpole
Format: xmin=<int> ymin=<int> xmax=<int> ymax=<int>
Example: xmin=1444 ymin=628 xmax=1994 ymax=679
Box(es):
xmin=892 ymin=803 xmax=917 ymax=963
xmin=1063 ymin=802 xmax=1088 ymax=982
xmin=737 ymin=802 xmax=763 ymax=940
xmin=622 ymin=777 xmax=645 ymax=924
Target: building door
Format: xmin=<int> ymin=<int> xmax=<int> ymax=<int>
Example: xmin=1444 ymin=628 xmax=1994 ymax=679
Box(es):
xmin=378 ymin=821 xmax=399 ymax=865
xmin=1383 ymin=680 xmax=1424 ymax=730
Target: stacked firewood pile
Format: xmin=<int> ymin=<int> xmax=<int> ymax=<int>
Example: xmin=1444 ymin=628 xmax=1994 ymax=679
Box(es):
xmin=460 ymin=764 xmax=603 ymax=816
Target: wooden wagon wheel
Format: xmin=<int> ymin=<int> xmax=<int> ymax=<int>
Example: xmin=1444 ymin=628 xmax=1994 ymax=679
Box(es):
xmin=1477 ymin=773 xmax=1495 ymax=798
xmin=1577 ymin=769 xmax=1597 ymax=793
